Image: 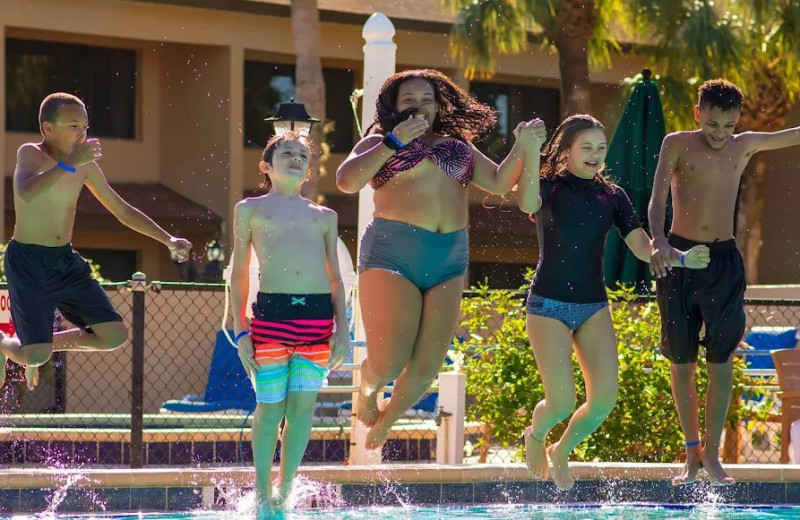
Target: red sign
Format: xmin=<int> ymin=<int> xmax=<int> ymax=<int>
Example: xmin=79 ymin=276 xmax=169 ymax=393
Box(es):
xmin=0 ymin=290 xmax=16 ymax=336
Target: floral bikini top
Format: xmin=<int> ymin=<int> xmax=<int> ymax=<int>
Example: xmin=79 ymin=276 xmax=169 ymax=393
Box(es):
xmin=371 ymin=138 xmax=474 ymax=189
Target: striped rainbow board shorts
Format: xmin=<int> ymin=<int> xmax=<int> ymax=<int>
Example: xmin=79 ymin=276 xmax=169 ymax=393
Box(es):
xmin=250 ymin=292 xmax=334 ymax=403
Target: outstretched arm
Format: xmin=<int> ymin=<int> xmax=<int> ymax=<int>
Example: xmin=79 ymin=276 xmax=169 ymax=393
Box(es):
xmin=624 ymin=228 xmax=710 ymax=269
xmin=471 ymin=119 xmax=547 ymax=196
xmin=741 ymin=127 xmax=800 ymax=154
xmin=84 ymin=162 xmax=191 ymax=260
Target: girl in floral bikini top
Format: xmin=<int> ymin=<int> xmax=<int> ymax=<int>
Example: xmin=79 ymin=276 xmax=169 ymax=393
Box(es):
xmin=336 ymin=68 xmax=547 ymax=453
xmin=371 ymin=137 xmax=474 ymax=189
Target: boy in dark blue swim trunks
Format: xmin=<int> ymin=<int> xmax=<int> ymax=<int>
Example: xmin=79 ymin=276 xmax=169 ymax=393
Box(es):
xmin=649 ymin=79 xmax=800 ymax=486
xmin=0 ymin=93 xmax=191 ymax=389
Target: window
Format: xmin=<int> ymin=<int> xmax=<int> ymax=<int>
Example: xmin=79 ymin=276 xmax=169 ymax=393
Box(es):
xmin=470 ymin=82 xmax=560 ymax=161
xmin=244 ymin=61 xmax=355 ymax=152
xmin=78 ymin=248 xmax=138 ymax=283
xmin=5 ymin=38 xmax=137 ymax=138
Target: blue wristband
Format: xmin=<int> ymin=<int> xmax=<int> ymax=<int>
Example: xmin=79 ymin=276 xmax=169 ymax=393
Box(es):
xmin=386 ymin=132 xmax=406 ymax=149
xmin=234 ymin=331 xmax=250 ymax=344
xmin=680 ymin=252 xmax=686 ymax=267
xmin=685 ymin=439 xmax=700 ymax=448
xmin=57 ymin=160 xmax=76 ymax=173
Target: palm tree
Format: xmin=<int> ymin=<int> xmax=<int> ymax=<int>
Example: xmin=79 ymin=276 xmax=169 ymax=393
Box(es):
xmin=650 ymin=0 xmax=800 ymax=283
xmin=445 ymin=0 xmax=615 ymax=116
xmin=290 ymin=0 xmax=326 ymax=199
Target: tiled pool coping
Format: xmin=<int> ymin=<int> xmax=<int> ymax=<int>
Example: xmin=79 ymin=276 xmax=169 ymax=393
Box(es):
xmin=1 ymin=463 xmax=800 ymax=513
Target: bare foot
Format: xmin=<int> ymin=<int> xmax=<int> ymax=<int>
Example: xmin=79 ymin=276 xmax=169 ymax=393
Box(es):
xmin=255 ymin=495 xmax=273 ymax=519
xmin=26 ymin=365 xmax=39 ymax=390
xmin=524 ymin=426 xmax=549 ymax=480
xmin=356 ymin=385 xmax=379 ymax=427
xmin=672 ymin=453 xmax=703 ymax=486
xmin=548 ymin=442 xmax=574 ymax=490
xmin=702 ymin=452 xmax=735 ymax=486
xmin=0 ymin=351 xmax=6 ymax=388
xmin=365 ymin=411 xmax=392 ymax=450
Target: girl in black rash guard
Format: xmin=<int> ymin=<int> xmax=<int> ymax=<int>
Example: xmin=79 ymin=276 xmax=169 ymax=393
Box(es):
xmin=515 ymin=114 xmax=711 ymax=491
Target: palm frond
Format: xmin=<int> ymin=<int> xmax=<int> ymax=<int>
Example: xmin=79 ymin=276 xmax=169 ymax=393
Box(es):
xmin=446 ymin=0 xmax=530 ymax=78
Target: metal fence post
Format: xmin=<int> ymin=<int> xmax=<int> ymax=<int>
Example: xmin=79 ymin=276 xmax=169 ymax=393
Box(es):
xmin=129 ymin=272 xmax=147 ymax=468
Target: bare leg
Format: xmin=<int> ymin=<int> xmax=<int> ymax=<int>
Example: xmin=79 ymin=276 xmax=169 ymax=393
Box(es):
xmin=365 ymin=276 xmax=464 ymax=450
xmin=278 ymin=391 xmax=319 ymax=503
xmin=252 ymin=400 xmax=286 ymax=512
xmin=524 ymin=314 xmax=575 ymax=480
xmin=357 ymin=270 xmax=422 ymax=427
xmin=549 ymin=308 xmax=618 ymax=491
xmin=669 ymin=361 xmax=703 ymax=485
xmin=703 ymin=358 xmax=735 ymax=485
xmin=0 ymin=321 xmax=128 ymax=389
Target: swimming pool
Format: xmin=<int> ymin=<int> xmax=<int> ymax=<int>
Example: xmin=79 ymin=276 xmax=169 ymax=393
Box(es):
xmin=2 ymin=504 xmax=800 ymax=519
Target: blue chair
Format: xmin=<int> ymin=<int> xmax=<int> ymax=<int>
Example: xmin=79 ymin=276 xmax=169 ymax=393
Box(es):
xmin=743 ymin=326 xmax=798 ymax=370
xmin=161 ymin=330 xmax=256 ymax=413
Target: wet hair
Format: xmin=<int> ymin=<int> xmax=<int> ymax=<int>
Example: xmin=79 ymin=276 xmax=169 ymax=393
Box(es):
xmin=698 ymin=79 xmax=743 ymax=112
xmin=540 ymin=114 xmax=614 ymax=194
xmin=259 ymin=131 xmax=312 ymax=191
xmin=367 ymin=68 xmax=497 ymax=142
xmin=39 ymin=93 xmax=85 ymax=133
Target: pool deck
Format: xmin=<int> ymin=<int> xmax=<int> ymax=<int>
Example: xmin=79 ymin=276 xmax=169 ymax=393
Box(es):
xmin=2 ymin=462 xmax=800 ymax=488
xmin=2 ymin=463 xmax=800 ymax=512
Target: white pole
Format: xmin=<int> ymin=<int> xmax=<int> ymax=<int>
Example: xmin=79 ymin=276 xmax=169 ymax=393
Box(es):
xmin=349 ymin=12 xmax=396 ymax=466
xmin=436 ymin=371 xmax=466 ymax=464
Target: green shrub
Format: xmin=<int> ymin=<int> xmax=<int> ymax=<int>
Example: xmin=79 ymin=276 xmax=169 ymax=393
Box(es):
xmin=456 ymin=278 xmax=764 ymax=463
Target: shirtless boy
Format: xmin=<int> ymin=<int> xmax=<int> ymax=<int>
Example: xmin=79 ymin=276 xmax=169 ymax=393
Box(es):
xmin=0 ymin=93 xmax=191 ymax=389
xmin=230 ymin=131 xmax=349 ymax=514
xmin=649 ymin=79 xmax=800 ymax=485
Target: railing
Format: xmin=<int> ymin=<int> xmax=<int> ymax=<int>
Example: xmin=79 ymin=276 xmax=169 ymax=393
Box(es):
xmin=0 ymin=277 xmax=795 ymax=467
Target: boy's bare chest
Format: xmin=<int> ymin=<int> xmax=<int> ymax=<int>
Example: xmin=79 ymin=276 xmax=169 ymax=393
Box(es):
xmin=677 ymin=150 xmax=748 ymax=188
xmin=250 ymin=211 xmax=326 ymax=242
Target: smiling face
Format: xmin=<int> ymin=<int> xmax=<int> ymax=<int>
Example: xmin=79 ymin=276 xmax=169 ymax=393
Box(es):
xmin=565 ymin=128 xmax=607 ymax=178
xmin=395 ymin=78 xmax=437 ymax=131
xmin=41 ymin=103 xmax=89 ymax=155
xmin=694 ymin=105 xmax=740 ymax=149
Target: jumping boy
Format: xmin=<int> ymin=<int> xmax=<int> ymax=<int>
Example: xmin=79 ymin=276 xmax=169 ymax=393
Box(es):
xmin=230 ymin=131 xmax=349 ymax=514
xmin=0 ymin=92 xmax=192 ymax=389
xmin=649 ymin=79 xmax=800 ymax=485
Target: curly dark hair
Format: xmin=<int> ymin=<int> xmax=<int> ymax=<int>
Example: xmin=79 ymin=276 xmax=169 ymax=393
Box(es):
xmin=39 ymin=92 xmax=85 ymax=133
xmin=540 ymin=114 xmax=614 ymax=194
xmin=366 ymin=69 xmax=497 ymax=142
xmin=698 ymin=79 xmax=743 ymax=112
xmin=259 ymin=131 xmax=312 ymax=192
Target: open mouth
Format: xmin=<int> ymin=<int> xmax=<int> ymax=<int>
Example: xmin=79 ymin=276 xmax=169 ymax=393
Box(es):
xmin=584 ymin=161 xmax=599 ymax=168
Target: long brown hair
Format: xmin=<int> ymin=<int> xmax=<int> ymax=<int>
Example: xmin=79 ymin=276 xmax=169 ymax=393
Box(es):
xmin=366 ymin=69 xmax=496 ymax=143
xmin=540 ymin=114 xmax=614 ymax=193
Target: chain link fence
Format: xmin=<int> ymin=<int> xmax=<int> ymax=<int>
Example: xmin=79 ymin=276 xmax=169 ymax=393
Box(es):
xmin=0 ymin=283 xmax=797 ymax=468
xmin=459 ymin=295 xmax=797 ymax=465
xmin=0 ymin=280 xmax=438 ymax=467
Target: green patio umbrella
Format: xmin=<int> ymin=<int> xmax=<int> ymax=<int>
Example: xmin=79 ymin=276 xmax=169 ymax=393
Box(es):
xmin=603 ymin=69 xmax=666 ymax=293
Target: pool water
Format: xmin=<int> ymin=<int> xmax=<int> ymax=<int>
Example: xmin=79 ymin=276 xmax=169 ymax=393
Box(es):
xmin=3 ymin=505 xmax=800 ymax=519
